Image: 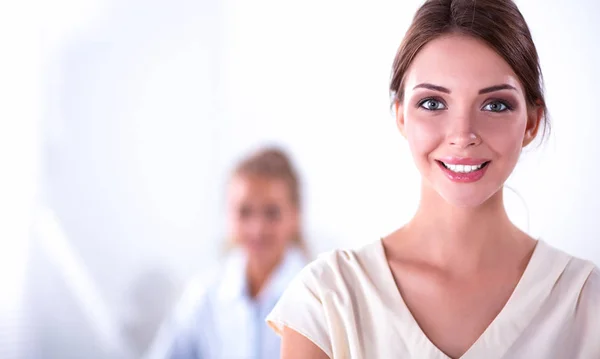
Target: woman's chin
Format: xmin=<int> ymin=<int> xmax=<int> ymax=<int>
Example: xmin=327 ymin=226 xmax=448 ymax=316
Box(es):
xmin=435 ymin=184 xmax=503 ymax=209
xmin=244 ymin=244 xmax=279 ymax=261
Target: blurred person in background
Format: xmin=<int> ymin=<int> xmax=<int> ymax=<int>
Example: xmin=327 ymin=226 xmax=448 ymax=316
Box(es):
xmin=146 ymin=146 xmax=308 ymax=359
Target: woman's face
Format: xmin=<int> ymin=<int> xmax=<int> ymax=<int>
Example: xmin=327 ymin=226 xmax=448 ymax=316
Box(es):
xmin=227 ymin=174 xmax=299 ymax=264
xmin=396 ymin=34 xmax=541 ymax=208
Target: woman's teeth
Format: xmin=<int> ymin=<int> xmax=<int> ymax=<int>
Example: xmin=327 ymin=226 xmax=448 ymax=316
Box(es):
xmin=442 ymin=162 xmax=486 ymax=173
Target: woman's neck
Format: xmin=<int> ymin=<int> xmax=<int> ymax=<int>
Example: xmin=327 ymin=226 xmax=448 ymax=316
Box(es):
xmin=397 ymin=185 xmax=533 ymax=274
xmin=246 ymin=251 xmax=284 ymax=299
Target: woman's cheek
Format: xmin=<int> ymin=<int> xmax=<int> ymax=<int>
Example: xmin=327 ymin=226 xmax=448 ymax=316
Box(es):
xmin=479 ymin=117 xmax=527 ymax=153
xmin=406 ymin=117 xmax=444 ymax=152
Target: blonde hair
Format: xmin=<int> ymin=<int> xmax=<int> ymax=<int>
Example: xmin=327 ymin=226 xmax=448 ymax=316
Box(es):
xmin=227 ymin=146 xmax=308 ymax=255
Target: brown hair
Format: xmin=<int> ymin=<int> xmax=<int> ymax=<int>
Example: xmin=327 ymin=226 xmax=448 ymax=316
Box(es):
xmin=230 ymin=146 xmax=307 ymax=253
xmin=390 ymin=0 xmax=549 ymax=137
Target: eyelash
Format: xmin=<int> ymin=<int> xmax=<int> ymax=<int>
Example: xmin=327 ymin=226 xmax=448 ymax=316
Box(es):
xmin=417 ymin=97 xmax=446 ymax=111
xmin=416 ymin=97 xmax=514 ymax=112
xmin=484 ymin=98 xmax=514 ymax=112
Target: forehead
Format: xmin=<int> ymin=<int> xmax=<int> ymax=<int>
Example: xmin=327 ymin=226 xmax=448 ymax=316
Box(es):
xmin=404 ymin=34 xmax=523 ymax=94
xmin=228 ymin=175 xmax=290 ymax=203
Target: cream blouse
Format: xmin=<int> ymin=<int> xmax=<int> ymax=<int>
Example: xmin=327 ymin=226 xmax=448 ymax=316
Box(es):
xmin=267 ymin=239 xmax=600 ymax=358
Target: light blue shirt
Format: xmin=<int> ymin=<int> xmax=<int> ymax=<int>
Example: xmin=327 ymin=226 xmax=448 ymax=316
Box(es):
xmin=146 ymin=247 xmax=306 ymax=359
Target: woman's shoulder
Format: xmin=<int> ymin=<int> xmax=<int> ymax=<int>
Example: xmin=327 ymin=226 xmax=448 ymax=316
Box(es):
xmin=542 ymin=241 xmax=599 ymax=283
xmin=169 ymin=251 xmax=247 ymax=318
xmin=169 ymin=271 xmax=221 ymax=322
xmin=583 ymin=265 xmax=600 ymax=294
xmin=570 ymin=263 xmax=600 ymax=346
xmin=266 ymin=239 xmax=388 ymax=355
xmin=295 ymin=239 xmax=386 ymax=291
xmin=539 ymin=241 xmax=599 ymax=312
xmin=563 ymin=251 xmax=600 ymax=312
xmin=579 ymin=265 xmax=600 ymax=311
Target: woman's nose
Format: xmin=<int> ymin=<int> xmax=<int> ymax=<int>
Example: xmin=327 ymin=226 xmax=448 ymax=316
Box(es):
xmin=448 ymin=131 xmax=482 ymax=148
xmin=247 ymin=216 xmax=268 ymax=235
xmin=446 ymin=114 xmax=482 ymax=148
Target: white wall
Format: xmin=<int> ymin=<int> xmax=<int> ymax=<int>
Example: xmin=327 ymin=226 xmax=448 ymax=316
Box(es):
xmin=30 ymin=0 xmax=600 ymax=357
xmin=0 ymin=1 xmax=41 ymax=358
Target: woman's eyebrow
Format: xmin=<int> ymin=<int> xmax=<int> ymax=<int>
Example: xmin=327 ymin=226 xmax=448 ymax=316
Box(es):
xmin=413 ymin=83 xmax=450 ymax=93
xmin=479 ymin=84 xmax=517 ymax=94
xmin=412 ymin=83 xmax=517 ymax=95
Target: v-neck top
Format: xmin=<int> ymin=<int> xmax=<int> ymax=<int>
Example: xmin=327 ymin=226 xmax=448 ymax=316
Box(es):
xmin=266 ymin=239 xmax=600 ymax=359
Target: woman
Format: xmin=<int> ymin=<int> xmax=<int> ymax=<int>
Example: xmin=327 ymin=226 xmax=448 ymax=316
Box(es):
xmin=148 ymin=147 xmax=308 ymax=359
xmin=267 ymin=1 xmax=600 ymax=358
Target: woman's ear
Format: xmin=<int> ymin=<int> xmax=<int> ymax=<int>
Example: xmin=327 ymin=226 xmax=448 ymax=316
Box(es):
xmin=522 ymin=101 xmax=544 ymax=147
xmin=395 ymin=100 xmax=406 ymax=138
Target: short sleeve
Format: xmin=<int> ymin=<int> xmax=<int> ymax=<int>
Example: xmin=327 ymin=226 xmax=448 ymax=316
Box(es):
xmin=574 ymin=266 xmax=600 ymax=356
xmin=579 ymin=266 xmax=600 ymax=313
xmin=266 ymin=261 xmax=333 ymax=358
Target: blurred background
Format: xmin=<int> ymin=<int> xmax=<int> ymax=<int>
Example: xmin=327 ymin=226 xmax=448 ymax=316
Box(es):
xmin=1 ymin=0 xmax=599 ymax=358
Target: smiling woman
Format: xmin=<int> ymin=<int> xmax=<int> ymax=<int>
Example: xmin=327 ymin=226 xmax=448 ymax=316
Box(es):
xmin=397 ymin=33 xmax=539 ymax=208
xmin=265 ymin=1 xmax=600 ymax=359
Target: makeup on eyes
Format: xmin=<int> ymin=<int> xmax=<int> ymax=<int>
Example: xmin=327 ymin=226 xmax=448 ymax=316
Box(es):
xmin=416 ymin=96 xmax=446 ymax=110
xmin=481 ymin=96 xmax=517 ymax=111
xmin=410 ymin=91 xmax=519 ymax=113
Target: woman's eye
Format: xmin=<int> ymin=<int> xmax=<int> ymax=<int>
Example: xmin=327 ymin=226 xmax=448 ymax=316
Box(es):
xmin=419 ymin=99 xmax=446 ymax=111
xmin=238 ymin=206 xmax=252 ymax=219
xmin=482 ymin=101 xmax=509 ymax=112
